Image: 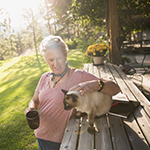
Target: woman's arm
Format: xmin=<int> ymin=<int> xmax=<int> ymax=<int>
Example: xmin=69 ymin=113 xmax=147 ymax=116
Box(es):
xmin=99 ymin=79 xmax=121 ymax=96
xmin=69 ymin=79 xmax=121 ymax=96
xmin=25 ymin=92 xmax=40 ymax=114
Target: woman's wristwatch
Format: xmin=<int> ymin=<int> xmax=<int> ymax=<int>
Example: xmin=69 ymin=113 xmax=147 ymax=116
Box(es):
xmin=97 ymin=80 xmax=104 ymax=92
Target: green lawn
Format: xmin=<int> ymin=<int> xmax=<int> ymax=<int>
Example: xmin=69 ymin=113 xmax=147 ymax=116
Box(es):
xmin=0 ymin=49 xmax=85 ymax=150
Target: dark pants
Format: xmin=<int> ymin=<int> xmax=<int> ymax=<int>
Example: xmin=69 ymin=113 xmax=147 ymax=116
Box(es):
xmin=37 ymin=138 xmax=61 ymax=150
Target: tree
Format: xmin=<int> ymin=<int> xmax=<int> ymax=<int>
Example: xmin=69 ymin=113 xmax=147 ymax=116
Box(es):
xmin=22 ymin=8 xmax=43 ymax=57
xmin=40 ymin=0 xmax=77 ymax=40
xmin=38 ymin=0 xmax=55 ymax=35
xmin=49 ymin=0 xmax=150 ymax=64
xmin=0 ymin=10 xmax=18 ymax=60
xmin=118 ymin=0 xmax=150 ymax=38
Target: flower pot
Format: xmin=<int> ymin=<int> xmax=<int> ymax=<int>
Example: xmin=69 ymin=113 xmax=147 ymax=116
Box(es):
xmin=93 ymin=56 xmax=104 ymax=66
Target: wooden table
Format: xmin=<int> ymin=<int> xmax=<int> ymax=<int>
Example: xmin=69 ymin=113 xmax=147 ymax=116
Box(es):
xmin=60 ymin=63 xmax=150 ymax=150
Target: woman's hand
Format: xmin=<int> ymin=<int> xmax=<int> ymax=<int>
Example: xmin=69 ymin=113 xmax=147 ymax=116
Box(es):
xmin=70 ymin=79 xmax=121 ymax=96
xmin=69 ymin=80 xmax=99 ymax=96
xmin=25 ymin=107 xmax=36 ymax=115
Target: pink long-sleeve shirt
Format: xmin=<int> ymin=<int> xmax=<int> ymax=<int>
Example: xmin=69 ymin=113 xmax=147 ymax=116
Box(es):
xmin=34 ymin=69 xmax=98 ymax=143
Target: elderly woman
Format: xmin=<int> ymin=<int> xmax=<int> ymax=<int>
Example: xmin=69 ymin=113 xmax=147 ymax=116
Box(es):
xmin=25 ymin=35 xmax=120 ymax=150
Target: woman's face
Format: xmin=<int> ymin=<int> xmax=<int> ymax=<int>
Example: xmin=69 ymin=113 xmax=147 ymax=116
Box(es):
xmin=45 ymin=49 xmax=67 ymax=74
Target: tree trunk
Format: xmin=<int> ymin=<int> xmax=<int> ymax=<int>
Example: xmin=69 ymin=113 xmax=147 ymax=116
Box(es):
xmin=46 ymin=5 xmax=52 ymax=35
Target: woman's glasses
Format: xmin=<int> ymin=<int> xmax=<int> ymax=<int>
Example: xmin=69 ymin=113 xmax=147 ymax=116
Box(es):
xmin=52 ymin=37 xmax=60 ymax=42
xmin=41 ymin=37 xmax=60 ymax=47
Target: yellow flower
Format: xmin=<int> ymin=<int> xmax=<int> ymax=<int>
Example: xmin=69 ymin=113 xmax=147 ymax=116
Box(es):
xmin=86 ymin=43 xmax=109 ymax=57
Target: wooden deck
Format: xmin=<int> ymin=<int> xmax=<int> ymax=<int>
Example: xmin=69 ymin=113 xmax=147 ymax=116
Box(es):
xmin=60 ymin=63 xmax=150 ymax=150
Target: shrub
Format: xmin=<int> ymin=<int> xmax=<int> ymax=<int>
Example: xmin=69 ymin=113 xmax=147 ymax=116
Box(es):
xmin=66 ymin=39 xmax=78 ymax=49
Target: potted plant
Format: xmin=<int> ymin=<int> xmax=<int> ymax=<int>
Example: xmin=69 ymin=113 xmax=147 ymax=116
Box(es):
xmin=86 ymin=43 xmax=109 ymax=65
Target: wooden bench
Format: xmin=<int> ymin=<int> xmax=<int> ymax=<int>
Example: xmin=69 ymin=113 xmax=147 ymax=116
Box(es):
xmin=60 ymin=63 xmax=150 ymax=150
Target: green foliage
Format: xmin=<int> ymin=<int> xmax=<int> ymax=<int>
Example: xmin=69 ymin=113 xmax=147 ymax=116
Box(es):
xmin=76 ymin=25 xmax=102 ymax=52
xmin=44 ymin=0 xmax=107 ymax=43
xmin=67 ymin=49 xmax=85 ymax=68
xmin=104 ymin=49 xmax=110 ymax=63
xmin=66 ymin=38 xmax=78 ymax=49
xmin=117 ymin=0 xmax=150 ymax=37
xmin=75 ymin=26 xmax=108 ymax=63
xmin=49 ymin=0 xmax=150 ymax=40
xmin=1 ymin=0 xmax=149 ymax=62
xmin=0 ymin=8 xmax=43 ymax=60
xmin=0 ymin=49 xmax=85 ymax=149
xmin=22 ymin=8 xmax=43 ymax=56
xmin=44 ymin=0 xmax=109 ymax=64
xmin=0 ymin=13 xmax=18 ymax=60
xmin=72 ymin=0 xmax=105 ymax=26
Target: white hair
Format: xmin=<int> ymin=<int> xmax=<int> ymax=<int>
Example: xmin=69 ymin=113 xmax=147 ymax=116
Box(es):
xmin=40 ymin=35 xmax=69 ymax=58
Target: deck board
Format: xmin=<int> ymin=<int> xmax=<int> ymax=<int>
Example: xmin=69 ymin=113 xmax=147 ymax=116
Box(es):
xmin=124 ymin=113 xmax=150 ymax=150
xmin=113 ymin=64 xmax=150 ymax=114
xmin=95 ymin=115 xmax=113 ymax=150
xmin=78 ymin=116 xmax=94 ymax=150
xmin=59 ymin=117 xmax=80 ymax=150
xmin=109 ymin=115 xmax=132 ymax=150
xmin=134 ymin=107 xmax=150 ymax=144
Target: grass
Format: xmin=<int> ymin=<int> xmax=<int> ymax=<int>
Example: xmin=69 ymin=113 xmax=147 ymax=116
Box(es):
xmin=0 ymin=49 xmax=85 ymax=150
xmin=0 ymin=58 xmax=13 ymax=67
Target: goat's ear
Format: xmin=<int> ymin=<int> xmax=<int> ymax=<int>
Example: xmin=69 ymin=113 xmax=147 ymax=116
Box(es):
xmin=61 ymin=89 xmax=68 ymax=95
